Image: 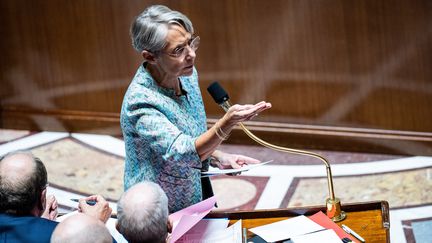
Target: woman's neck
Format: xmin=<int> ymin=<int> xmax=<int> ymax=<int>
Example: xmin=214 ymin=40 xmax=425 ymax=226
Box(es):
xmin=146 ymin=64 xmax=182 ymax=95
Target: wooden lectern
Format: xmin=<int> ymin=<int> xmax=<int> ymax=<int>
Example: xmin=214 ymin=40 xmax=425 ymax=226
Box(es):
xmin=207 ymin=201 xmax=390 ymax=243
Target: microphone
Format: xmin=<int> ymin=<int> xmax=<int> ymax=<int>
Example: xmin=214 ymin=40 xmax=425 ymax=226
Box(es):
xmin=207 ymin=81 xmax=231 ymax=112
xmin=207 ymin=81 xmax=346 ymax=222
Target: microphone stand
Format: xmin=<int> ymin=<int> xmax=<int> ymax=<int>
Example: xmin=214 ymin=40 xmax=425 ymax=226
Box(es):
xmin=220 ymin=101 xmax=346 ymax=222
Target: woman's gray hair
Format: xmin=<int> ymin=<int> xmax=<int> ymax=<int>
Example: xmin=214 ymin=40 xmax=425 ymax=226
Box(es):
xmin=130 ymin=5 xmax=194 ymax=53
xmin=117 ymin=181 xmax=169 ymax=243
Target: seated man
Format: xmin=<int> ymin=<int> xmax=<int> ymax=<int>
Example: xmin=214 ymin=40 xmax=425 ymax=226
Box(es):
xmin=0 ymin=151 xmax=58 ymax=243
xmin=0 ymin=150 xmax=114 ymax=242
xmin=51 ymin=213 xmax=112 ymax=243
xmin=116 ymin=181 xmax=169 ymax=243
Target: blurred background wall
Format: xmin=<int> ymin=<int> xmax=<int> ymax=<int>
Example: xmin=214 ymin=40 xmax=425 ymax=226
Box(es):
xmin=1 ymin=0 xmax=431 ymax=154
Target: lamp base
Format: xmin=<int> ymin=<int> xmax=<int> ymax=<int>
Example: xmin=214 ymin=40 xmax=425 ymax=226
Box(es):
xmin=326 ymin=197 xmax=346 ymax=222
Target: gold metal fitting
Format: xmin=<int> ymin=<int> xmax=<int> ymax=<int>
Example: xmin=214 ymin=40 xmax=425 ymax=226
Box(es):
xmin=326 ymin=198 xmax=346 ymax=222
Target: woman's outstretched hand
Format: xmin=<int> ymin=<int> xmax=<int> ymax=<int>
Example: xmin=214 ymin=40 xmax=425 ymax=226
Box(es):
xmin=224 ymin=101 xmax=272 ymax=125
xmin=195 ymin=101 xmax=271 ymax=161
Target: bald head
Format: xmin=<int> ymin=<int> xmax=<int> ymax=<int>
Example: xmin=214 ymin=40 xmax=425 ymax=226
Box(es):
xmin=0 ymin=152 xmax=34 ymax=179
xmin=122 ymin=182 xmax=160 ymax=209
xmin=117 ymin=181 xmax=168 ymax=243
xmin=0 ymin=151 xmax=47 ymax=216
xmin=51 ymin=213 xmax=112 ymax=243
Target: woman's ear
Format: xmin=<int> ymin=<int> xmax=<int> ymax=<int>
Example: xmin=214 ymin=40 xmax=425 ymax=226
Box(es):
xmin=142 ymin=50 xmax=157 ymax=64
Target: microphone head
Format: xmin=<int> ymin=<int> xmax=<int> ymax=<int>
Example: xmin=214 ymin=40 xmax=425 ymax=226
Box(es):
xmin=207 ymin=81 xmax=230 ymax=104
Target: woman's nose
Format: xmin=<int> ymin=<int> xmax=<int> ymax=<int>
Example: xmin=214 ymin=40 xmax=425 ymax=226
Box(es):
xmin=185 ymin=46 xmax=196 ymax=59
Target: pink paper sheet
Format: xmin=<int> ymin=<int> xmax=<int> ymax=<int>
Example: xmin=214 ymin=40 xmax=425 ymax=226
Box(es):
xmin=168 ymin=196 xmax=217 ymax=243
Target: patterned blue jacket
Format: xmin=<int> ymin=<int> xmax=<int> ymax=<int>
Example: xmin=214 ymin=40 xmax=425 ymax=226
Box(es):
xmin=121 ymin=64 xmax=212 ymax=212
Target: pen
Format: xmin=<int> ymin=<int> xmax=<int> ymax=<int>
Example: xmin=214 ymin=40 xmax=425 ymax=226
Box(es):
xmin=342 ymin=224 xmax=365 ymax=243
xmin=70 ymin=198 xmax=97 ymax=206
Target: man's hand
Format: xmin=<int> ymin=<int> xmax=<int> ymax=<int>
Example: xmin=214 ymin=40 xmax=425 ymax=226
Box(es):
xmin=78 ymin=195 xmax=112 ymax=223
xmin=41 ymin=195 xmax=58 ymax=220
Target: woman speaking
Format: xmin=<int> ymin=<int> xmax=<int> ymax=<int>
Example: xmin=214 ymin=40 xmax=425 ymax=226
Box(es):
xmin=121 ymin=5 xmax=271 ymax=213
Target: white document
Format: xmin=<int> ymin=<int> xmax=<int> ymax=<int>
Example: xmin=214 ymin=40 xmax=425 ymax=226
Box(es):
xmin=288 ymin=229 xmax=342 ymax=243
xmin=201 ymin=160 xmax=273 ymax=177
xmin=249 ymin=215 xmax=324 ymax=242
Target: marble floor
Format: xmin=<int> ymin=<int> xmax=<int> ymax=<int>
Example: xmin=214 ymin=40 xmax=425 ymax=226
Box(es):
xmin=1 ymin=129 xmax=431 ymax=243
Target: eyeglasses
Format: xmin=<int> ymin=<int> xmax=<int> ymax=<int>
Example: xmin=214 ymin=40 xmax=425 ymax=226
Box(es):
xmin=163 ymin=36 xmax=200 ymax=58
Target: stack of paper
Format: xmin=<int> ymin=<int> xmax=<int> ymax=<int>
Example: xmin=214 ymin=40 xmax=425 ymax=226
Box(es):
xmin=249 ymin=212 xmax=358 ymax=243
xmin=287 ymin=229 xmax=342 ymax=243
xmin=249 ymin=215 xmax=324 ymax=242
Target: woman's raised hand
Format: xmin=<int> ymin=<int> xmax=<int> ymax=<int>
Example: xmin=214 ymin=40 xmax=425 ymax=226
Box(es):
xmin=197 ymin=101 xmax=271 ymax=161
xmin=224 ymin=101 xmax=271 ymax=125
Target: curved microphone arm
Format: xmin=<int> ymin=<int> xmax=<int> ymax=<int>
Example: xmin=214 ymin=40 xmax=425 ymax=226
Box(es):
xmin=221 ymin=101 xmax=335 ymax=200
xmin=220 ymin=100 xmax=346 ymax=221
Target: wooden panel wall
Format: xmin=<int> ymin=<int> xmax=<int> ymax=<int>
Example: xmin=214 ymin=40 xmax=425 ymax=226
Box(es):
xmin=1 ymin=0 xmax=431 ymax=154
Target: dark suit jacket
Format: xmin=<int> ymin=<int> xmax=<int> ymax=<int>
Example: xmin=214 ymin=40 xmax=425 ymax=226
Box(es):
xmin=0 ymin=213 xmax=58 ymax=243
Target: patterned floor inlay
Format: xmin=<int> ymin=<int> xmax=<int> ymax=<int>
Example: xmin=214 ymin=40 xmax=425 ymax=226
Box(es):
xmin=31 ymin=137 xmax=124 ymax=200
xmin=283 ymin=167 xmax=432 ymax=208
xmin=211 ymin=176 xmax=269 ymax=211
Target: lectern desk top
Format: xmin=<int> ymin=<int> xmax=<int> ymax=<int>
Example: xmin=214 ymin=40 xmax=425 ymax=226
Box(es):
xmin=207 ymin=201 xmax=390 ymax=243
